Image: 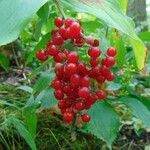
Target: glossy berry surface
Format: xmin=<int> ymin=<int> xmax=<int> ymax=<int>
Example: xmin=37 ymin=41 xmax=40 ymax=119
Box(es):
xmin=81 ymin=114 xmax=91 ymax=122
xmin=36 ymin=17 xmax=117 ymax=125
xmin=36 ymin=50 xmax=48 ymax=62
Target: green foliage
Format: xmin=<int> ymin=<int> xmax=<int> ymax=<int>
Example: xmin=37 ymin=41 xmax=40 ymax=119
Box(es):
xmin=36 ymin=88 xmax=57 ymax=109
xmin=62 ymin=0 xmax=146 ymax=69
xmin=86 ymin=102 xmax=120 ymax=149
xmin=0 ymin=53 xmax=10 ymax=71
xmin=0 ymin=0 xmax=49 ymax=46
xmin=33 ymin=71 xmax=54 ymax=94
xmin=120 ymin=97 xmax=150 ymax=129
xmin=2 ymin=116 xmax=37 ymax=150
xmin=139 ymin=32 xmax=150 ymax=42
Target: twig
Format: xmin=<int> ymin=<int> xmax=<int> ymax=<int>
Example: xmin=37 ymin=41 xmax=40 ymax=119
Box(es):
xmin=54 ymin=0 xmax=66 ymax=19
xmin=11 ymin=43 xmax=20 ymax=68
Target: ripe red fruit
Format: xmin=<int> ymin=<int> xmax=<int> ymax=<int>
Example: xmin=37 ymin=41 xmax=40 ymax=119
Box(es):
xmin=65 ymin=63 xmax=77 ymax=76
xmin=93 ymin=39 xmax=99 ymax=47
xmin=54 ymin=53 xmax=64 ymax=62
xmin=107 ymin=47 xmax=117 ymax=57
xmin=70 ymin=74 xmax=80 ymax=86
xmin=65 ymin=18 xmax=74 ymax=27
xmin=58 ymin=100 xmax=67 ymax=109
xmin=78 ymin=87 xmax=90 ymax=99
xmin=68 ymin=22 xmax=81 ymax=39
xmin=51 ymin=79 xmax=63 ymax=89
xmin=54 ymin=17 xmax=63 ymax=28
xmin=90 ymin=58 xmax=99 ymax=67
xmin=54 ymin=89 xmax=64 ymax=100
xmin=86 ymin=37 xmax=99 ymax=47
xmin=58 ymin=26 xmax=67 ymax=39
xmin=77 ymin=62 xmax=88 ymax=75
xmin=81 ymin=114 xmax=90 ymax=122
xmin=96 ymin=90 xmax=106 ymax=100
xmin=63 ymin=112 xmax=74 ymax=123
xmin=106 ymin=72 xmax=115 ymax=81
xmin=81 ymin=76 xmax=90 ymax=87
xmin=96 ymin=75 xmax=105 ymax=83
xmin=36 ymin=50 xmax=48 ymax=62
xmin=53 ymin=33 xmax=64 ymax=46
xmin=75 ymin=101 xmax=84 ymax=110
xmin=63 ymin=85 xmax=72 ymax=94
xmin=88 ymin=47 xmax=101 ymax=58
xmin=74 ymin=37 xmax=85 ymax=47
xmin=99 ymin=65 xmax=111 ymax=77
xmin=67 ymin=51 xmax=79 ymax=63
xmin=104 ymin=57 xmax=116 ymax=67
xmin=46 ymin=45 xmax=59 ymax=56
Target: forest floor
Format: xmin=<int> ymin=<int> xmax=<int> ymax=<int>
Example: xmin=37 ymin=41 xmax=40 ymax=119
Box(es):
xmin=0 ymin=68 xmax=150 ymax=150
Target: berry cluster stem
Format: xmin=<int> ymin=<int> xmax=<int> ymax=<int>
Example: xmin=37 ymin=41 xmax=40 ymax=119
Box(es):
xmin=54 ymin=0 xmax=66 ymax=19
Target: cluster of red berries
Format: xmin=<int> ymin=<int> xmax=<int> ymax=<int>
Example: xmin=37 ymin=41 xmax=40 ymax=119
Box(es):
xmin=36 ymin=17 xmax=117 ymax=124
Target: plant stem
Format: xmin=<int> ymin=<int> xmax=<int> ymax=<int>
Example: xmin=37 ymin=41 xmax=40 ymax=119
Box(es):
xmin=55 ymin=0 xmax=66 ymax=19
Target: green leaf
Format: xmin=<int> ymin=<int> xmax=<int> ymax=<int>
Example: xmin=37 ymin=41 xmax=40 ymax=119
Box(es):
xmin=117 ymin=0 xmax=128 ymax=13
xmin=107 ymin=82 xmax=122 ymax=91
xmin=7 ymin=116 xmax=37 ymax=150
xmin=0 ymin=53 xmax=10 ymax=71
xmin=115 ymin=37 xmax=127 ymax=67
xmin=33 ymin=71 xmax=54 ymax=94
xmin=0 ymin=0 xmax=49 ymax=46
xmin=36 ymin=88 xmax=57 ymax=108
xmin=24 ymin=107 xmax=37 ymax=139
xmin=86 ymin=102 xmax=120 ymax=149
xmin=139 ymin=32 xmax=150 ymax=42
xmin=129 ymin=38 xmax=146 ymax=70
xmin=61 ymin=0 xmax=146 ymax=69
xmin=120 ymin=97 xmax=150 ymax=129
xmin=26 ymin=32 xmax=50 ymax=64
xmin=17 ymin=85 xmax=33 ymax=94
xmin=62 ymin=0 xmax=136 ymax=39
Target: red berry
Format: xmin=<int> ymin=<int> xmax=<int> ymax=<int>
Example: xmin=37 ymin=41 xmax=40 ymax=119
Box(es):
xmin=74 ymin=37 xmax=85 ymax=47
xmin=46 ymin=45 xmax=59 ymax=56
xmin=67 ymin=51 xmax=79 ymax=63
xmin=65 ymin=18 xmax=74 ymax=27
xmin=93 ymin=39 xmax=99 ymax=47
xmin=107 ymin=47 xmax=117 ymax=57
xmin=99 ymin=65 xmax=111 ymax=77
xmin=81 ymin=114 xmax=90 ymax=122
xmin=78 ymin=87 xmax=90 ymax=99
xmin=81 ymin=76 xmax=90 ymax=87
xmin=75 ymin=101 xmax=84 ymax=110
xmin=103 ymin=57 xmax=116 ymax=67
xmin=65 ymin=63 xmax=77 ymax=76
xmin=86 ymin=37 xmax=99 ymax=47
xmin=70 ymin=74 xmax=80 ymax=86
xmin=63 ymin=85 xmax=72 ymax=94
xmin=96 ymin=90 xmax=106 ymax=100
xmin=88 ymin=47 xmax=101 ymax=58
xmin=58 ymin=100 xmax=67 ymax=109
xmin=54 ymin=89 xmax=64 ymax=100
xmin=52 ymin=79 xmax=63 ymax=89
xmin=58 ymin=26 xmax=67 ymax=39
xmin=53 ymin=33 xmax=64 ymax=46
xmin=68 ymin=22 xmax=81 ymax=39
xmin=106 ymin=72 xmax=115 ymax=81
xmin=54 ymin=17 xmax=63 ymax=28
xmin=63 ymin=112 xmax=74 ymax=123
xmin=36 ymin=50 xmax=48 ymax=62
xmin=90 ymin=58 xmax=99 ymax=67
xmin=96 ymin=75 xmax=105 ymax=83
xmin=54 ymin=53 xmax=64 ymax=63
xmin=77 ymin=62 xmax=88 ymax=75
